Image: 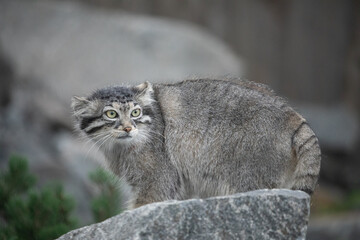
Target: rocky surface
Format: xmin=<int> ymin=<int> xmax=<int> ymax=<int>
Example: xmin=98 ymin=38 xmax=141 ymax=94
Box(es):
xmin=57 ymin=189 xmax=310 ymax=240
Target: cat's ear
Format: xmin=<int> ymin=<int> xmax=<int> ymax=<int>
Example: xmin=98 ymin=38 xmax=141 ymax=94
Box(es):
xmin=71 ymin=96 xmax=91 ymax=119
xmin=71 ymin=96 xmax=90 ymax=111
xmin=133 ymin=81 xmax=154 ymax=106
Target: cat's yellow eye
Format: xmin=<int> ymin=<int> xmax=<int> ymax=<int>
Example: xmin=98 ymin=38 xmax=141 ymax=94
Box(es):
xmin=105 ymin=110 xmax=118 ymax=119
xmin=131 ymin=109 xmax=141 ymax=118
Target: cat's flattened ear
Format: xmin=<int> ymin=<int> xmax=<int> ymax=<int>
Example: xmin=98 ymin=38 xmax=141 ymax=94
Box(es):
xmin=133 ymin=81 xmax=154 ymax=106
xmin=71 ymin=96 xmax=90 ymax=113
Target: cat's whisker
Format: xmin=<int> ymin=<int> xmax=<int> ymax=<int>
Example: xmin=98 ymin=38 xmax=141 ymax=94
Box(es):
xmin=97 ymin=134 xmax=113 ymax=150
xmin=148 ymin=134 xmax=164 ymax=145
xmin=80 ymin=132 xmax=106 ymax=154
xmin=148 ymin=130 xmax=166 ymax=139
xmin=82 ymin=133 xmax=106 ymax=146
xmin=84 ymin=133 xmax=110 ymax=159
xmin=148 ymin=131 xmax=165 ymax=143
xmin=135 ymin=130 xmax=161 ymax=146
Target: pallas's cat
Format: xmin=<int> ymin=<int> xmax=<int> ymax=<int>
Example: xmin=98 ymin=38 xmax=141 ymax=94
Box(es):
xmin=72 ymin=79 xmax=321 ymax=208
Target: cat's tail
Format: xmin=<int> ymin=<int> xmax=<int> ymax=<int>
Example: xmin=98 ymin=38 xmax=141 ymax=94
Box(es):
xmin=290 ymin=121 xmax=321 ymax=194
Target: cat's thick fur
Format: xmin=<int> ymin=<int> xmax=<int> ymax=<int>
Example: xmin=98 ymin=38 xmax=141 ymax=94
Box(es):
xmin=72 ymin=79 xmax=321 ymax=208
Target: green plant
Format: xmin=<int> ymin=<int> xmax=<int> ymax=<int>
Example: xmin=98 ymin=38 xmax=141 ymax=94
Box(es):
xmin=0 ymin=155 xmax=36 ymax=209
xmin=89 ymin=168 xmax=122 ymax=223
xmin=312 ymin=189 xmax=360 ymax=216
xmin=332 ymin=190 xmax=360 ymax=213
xmin=0 ymin=155 xmax=124 ymax=239
xmin=0 ymin=155 xmax=77 ymax=240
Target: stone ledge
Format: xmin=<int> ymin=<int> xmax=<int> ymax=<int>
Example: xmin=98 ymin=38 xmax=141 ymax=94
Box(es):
xmin=58 ymin=189 xmax=310 ymax=240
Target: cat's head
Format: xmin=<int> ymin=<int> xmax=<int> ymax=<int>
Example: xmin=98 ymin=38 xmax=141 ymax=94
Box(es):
xmin=71 ymin=82 xmax=155 ymax=148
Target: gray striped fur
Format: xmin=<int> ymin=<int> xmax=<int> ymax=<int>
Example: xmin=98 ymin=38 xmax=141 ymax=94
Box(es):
xmin=71 ymin=78 xmax=321 ymax=208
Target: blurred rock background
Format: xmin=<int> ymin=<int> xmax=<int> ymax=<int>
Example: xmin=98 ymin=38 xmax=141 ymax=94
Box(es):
xmin=0 ymin=0 xmax=359 ymax=238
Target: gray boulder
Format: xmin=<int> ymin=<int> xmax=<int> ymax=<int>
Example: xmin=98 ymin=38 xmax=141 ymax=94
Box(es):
xmin=57 ymin=189 xmax=310 ymax=240
xmin=0 ymin=0 xmax=243 ymax=129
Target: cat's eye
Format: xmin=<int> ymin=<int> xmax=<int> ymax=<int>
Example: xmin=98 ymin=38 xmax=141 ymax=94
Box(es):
xmin=131 ymin=109 xmax=141 ymax=118
xmin=105 ymin=110 xmax=118 ymax=119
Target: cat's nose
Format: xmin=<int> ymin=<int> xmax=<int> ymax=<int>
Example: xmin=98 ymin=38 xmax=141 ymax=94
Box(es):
xmin=123 ymin=127 xmax=132 ymax=133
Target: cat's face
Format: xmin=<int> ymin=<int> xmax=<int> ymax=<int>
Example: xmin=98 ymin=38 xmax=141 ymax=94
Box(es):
xmin=71 ymin=82 xmax=154 ymax=148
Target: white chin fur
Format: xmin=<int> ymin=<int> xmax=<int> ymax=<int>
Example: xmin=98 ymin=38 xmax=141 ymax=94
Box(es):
xmin=116 ymin=129 xmax=148 ymax=145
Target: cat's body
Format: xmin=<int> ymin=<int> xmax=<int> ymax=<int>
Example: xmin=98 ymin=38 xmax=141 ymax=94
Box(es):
xmin=72 ymin=79 xmax=321 ymax=208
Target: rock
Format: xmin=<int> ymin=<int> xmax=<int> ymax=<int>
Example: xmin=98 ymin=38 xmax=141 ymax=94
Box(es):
xmin=0 ymin=0 xmax=243 ymax=129
xmin=57 ymin=189 xmax=310 ymax=240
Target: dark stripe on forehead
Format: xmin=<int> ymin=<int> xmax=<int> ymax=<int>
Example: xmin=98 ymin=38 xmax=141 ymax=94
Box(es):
xmin=107 ymin=101 xmax=136 ymax=111
xmin=88 ymin=86 xmax=135 ymax=102
xmin=80 ymin=116 xmax=101 ymax=130
xmin=120 ymin=104 xmax=130 ymax=111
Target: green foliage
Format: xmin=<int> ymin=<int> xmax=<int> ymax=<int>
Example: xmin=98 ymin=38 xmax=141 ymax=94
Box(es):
xmin=330 ymin=190 xmax=360 ymax=213
xmin=0 ymin=155 xmax=124 ymax=240
xmin=89 ymin=168 xmax=122 ymax=223
xmin=313 ymin=189 xmax=360 ymax=215
xmin=0 ymin=155 xmax=77 ymax=240
xmin=0 ymin=155 xmax=36 ymax=209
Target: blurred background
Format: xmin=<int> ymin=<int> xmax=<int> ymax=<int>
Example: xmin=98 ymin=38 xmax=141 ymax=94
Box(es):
xmin=0 ymin=0 xmax=359 ymax=239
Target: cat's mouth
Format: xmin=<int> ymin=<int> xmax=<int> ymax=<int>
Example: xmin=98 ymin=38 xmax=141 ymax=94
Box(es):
xmin=113 ymin=129 xmax=138 ymax=140
xmin=117 ymin=135 xmax=132 ymax=139
xmin=116 ymin=132 xmax=137 ymax=140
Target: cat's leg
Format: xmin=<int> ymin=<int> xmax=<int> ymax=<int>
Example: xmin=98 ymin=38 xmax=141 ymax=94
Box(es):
xmin=128 ymin=174 xmax=180 ymax=209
